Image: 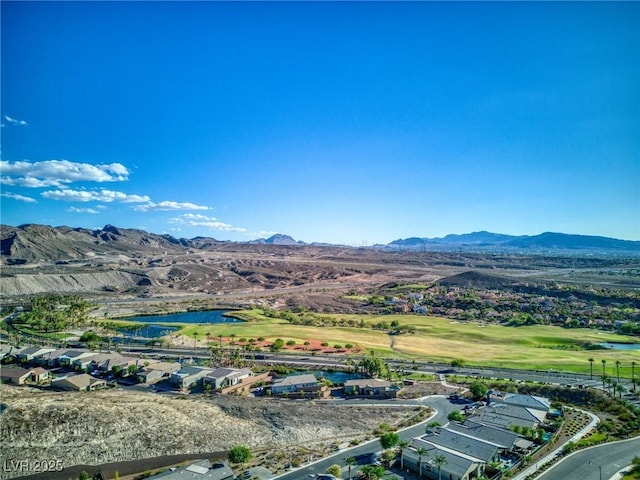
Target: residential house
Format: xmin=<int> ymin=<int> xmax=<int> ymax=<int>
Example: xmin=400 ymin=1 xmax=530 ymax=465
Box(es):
xmin=71 ymin=353 xmax=101 ymax=371
xmin=30 ymin=367 xmax=50 ymax=383
xmin=270 ymin=373 xmax=319 ymax=394
xmin=467 ymin=403 xmax=543 ymax=430
xmin=202 ymin=367 xmax=252 ymax=390
xmin=0 ymin=345 xmax=23 ymax=362
xmin=220 ymin=371 xmax=272 ymax=395
xmin=420 ymin=427 xmax=500 ymax=465
xmin=137 ymin=362 xmax=181 ymax=384
xmin=81 ymin=353 xmax=119 ymax=371
xmin=500 ymin=393 xmax=551 ymax=413
xmin=101 ymin=355 xmax=141 ymax=375
xmin=150 ymin=460 xmax=233 ymax=480
xmin=0 ymin=366 xmax=33 ymax=385
xmin=81 ymin=353 xmax=140 ymax=374
xmin=343 ymin=378 xmax=396 ymax=398
xmin=52 ymin=373 xmax=106 ymax=391
xmin=16 ymin=347 xmax=56 ymax=364
xmin=170 ymin=366 xmax=214 ymax=389
xmin=37 ymin=348 xmax=73 ymax=367
xmin=404 ymin=437 xmax=485 ymax=480
xmin=447 ymin=419 xmax=532 ymax=453
xmin=58 ymin=350 xmax=94 ymax=367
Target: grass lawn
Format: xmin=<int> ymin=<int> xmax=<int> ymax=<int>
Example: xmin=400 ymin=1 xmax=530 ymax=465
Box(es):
xmin=10 ymin=324 xmax=69 ymax=340
xmin=105 ymin=310 xmax=640 ymax=376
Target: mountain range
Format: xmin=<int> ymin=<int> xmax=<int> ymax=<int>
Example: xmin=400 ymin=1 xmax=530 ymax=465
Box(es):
xmin=387 ymin=231 xmax=640 ymax=253
xmin=1 ymin=224 xmax=638 ymax=263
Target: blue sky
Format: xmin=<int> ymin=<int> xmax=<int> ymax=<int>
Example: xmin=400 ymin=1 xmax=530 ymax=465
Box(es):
xmin=1 ymin=1 xmax=638 ymax=244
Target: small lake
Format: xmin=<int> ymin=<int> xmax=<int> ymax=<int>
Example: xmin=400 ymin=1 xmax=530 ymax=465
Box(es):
xmin=599 ymin=342 xmax=640 ymax=351
xmin=125 ymin=310 xmax=242 ymax=324
xmin=118 ymin=324 xmax=178 ymax=339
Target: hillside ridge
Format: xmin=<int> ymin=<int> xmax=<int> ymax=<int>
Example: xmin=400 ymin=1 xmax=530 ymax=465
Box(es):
xmin=1 ymin=224 xmax=638 ymax=265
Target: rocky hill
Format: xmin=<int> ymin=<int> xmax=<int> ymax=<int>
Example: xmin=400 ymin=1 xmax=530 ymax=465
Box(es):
xmin=0 ymin=224 xmax=191 ymax=264
xmin=437 ymin=271 xmax=519 ymax=289
xmin=249 ymin=233 xmax=302 ymax=245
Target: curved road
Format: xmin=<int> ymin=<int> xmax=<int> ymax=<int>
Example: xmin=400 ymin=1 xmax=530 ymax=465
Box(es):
xmin=534 ymin=437 xmax=640 ymax=480
xmin=275 ymin=396 xmax=456 ymax=480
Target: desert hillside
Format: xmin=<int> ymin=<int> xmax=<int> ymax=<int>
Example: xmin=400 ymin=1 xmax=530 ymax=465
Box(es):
xmin=0 ymin=385 xmax=414 ymax=479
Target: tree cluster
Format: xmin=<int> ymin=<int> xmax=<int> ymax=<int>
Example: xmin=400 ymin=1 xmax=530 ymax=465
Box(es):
xmin=15 ymin=295 xmax=91 ymax=333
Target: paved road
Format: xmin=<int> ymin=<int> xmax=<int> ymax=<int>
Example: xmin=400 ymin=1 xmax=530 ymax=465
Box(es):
xmin=274 ymin=396 xmax=457 ymax=480
xmin=534 ymin=437 xmax=640 ymax=480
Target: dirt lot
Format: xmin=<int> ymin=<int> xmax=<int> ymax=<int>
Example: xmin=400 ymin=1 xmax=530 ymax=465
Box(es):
xmin=0 ymin=384 xmax=420 ymax=480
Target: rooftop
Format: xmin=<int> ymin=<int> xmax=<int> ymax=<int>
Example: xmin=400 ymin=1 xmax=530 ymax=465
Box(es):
xmin=344 ymin=378 xmax=392 ymax=388
xmin=151 ymin=460 xmax=233 ymax=480
xmin=448 ymin=420 xmax=522 ymax=449
xmin=422 ymin=427 xmax=498 ymax=462
xmin=272 ymin=373 xmax=318 ymax=387
xmin=0 ymin=366 xmax=32 ymax=378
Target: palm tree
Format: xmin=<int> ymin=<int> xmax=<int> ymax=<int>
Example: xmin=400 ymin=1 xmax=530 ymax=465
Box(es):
xmin=614 ymin=382 xmax=624 ymax=399
xmin=588 ymin=358 xmax=594 ymax=379
xmin=344 ymin=456 xmax=356 ymax=480
xmin=601 ymin=359 xmax=607 ymax=378
xmin=433 ymin=453 xmax=447 ymax=480
xmin=616 ymin=360 xmax=621 ymax=383
xmin=416 ymin=447 xmax=428 ymax=478
xmin=398 ymin=440 xmax=409 ymax=470
xmin=632 ymin=361 xmax=637 ymax=393
xmin=610 ymin=379 xmax=618 ymax=398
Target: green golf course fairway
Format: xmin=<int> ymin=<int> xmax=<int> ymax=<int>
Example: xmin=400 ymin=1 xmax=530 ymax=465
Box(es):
xmin=169 ymin=310 xmax=640 ymax=377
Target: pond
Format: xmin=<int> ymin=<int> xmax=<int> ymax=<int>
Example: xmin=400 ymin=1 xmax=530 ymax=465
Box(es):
xmin=116 ymin=310 xmax=241 ymax=340
xmin=599 ymin=342 xmax=640 ymax=351
xmin=125 ymin=310 xmax=242 ymax=324
xmin=290 ymin=370 xmax=364 ymax=385
xmin=118 ymin=324 xmax=178 ymax=339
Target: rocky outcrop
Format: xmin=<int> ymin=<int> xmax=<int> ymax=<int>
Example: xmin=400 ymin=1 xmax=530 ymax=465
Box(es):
xmin=0 ymin=224 xmax=194 ymax=263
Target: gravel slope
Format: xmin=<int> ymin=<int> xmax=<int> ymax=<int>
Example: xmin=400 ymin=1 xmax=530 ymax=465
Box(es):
xmin=0 ymin=385 xmax=415 ymax=479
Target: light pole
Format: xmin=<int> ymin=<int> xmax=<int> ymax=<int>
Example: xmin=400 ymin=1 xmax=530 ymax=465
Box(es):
xmin=589 ymin=461 xmax=602 ymax=480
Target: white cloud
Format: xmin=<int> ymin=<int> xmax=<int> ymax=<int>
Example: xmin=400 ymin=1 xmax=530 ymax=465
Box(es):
xmin=67 ymin=206 xmax=100 ymax=214
xmin=3 ymin=115 xmax=28 ymax=126
xmin=41 ymin=188 xmax=150 ymax=203
xmin=248 ymin=230 xmax=278 ymax=238
xmin=0 ymin=192 xmax=37 ymax=203
xmin=0 ymin=159 xmax=130 ymax=187
xmin=0 ymin=176 xmax=57 ymax=188
xmin=133 ymin=200 xmax=210 ymax=212
xmin=170 ymin=213 xmax=246 ymax=232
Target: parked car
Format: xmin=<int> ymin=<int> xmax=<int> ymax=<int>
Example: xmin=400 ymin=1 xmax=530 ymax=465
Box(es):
xmin=354 ymin=453 xmax=381 ymax=466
